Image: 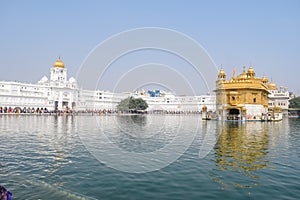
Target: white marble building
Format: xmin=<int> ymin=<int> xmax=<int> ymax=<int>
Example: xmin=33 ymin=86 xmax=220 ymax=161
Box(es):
xmin=0 ymin=58 xmax=79 ymax=111
xmin=268 ymin=83 xmax=290 ymax=116
xmin=0 ymin=58 xmax=216 ymax=113
xmin=132 ymin=90 xmax=215 ymax=113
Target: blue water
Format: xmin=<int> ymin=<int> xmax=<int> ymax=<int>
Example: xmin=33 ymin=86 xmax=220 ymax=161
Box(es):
xmin=0 ymin=115 xmax=299 ymax=199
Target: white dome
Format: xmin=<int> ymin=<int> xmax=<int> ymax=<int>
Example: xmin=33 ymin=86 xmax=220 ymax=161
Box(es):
xmin=69 ymin=77 xmax=76 ymax=83
xmin=38 ymin=76 xmax=48 ymax=83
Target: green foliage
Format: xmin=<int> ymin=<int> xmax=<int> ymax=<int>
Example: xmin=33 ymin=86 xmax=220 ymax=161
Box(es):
xmin=133 ymin=98 xmax=148 ymax=111
xmin=289 ymin=96 xmax=300 ymax=108
xmin=117 ymin=97 xmax=148 ymax=112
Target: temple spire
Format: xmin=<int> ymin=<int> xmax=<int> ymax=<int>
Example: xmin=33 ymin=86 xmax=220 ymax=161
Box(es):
xmin=233 ymin=66 xmax=236 ymax=78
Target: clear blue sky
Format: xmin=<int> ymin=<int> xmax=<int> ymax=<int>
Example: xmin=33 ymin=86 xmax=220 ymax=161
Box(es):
xmin=0 ymin=0 xmax=299 ymax=95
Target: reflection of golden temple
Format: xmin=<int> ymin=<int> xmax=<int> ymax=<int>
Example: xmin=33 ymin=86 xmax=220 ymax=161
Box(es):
xmin=201 ymin=105 xmax=216 ymax=120
xmin=201 ymin=105 xmax=208 ymax=120
xmin=215 ymin=66 xmax=281 ymax=121
xmin=213 ymin=122 xmax=269 ymax=188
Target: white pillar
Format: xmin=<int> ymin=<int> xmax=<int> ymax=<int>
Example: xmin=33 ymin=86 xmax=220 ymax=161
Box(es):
xmin=58 ymin=91 xmax=63 ymax=110
xmin=68 ymin=92 xmax=72 ymax=109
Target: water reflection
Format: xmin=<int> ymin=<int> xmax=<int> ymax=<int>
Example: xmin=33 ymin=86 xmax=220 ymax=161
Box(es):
xmin=116 ymin=115 xmax=148 ymax=129
xmin=114 ymin=115 xmax=165 ymax=139
xmin=212 ymin=122 xmax=270 ymax=188
xmin=0 ymin=115 xmax=79 ymax=192
xmin=93 ymin=115 xmax=181 ymax=153
xmin=1 ymin=115 xmax=297 ymax=199
xmin=79 ymin=115 xmax=200 ymax=172
xmin=45 ymin=115 xmax=77 ymax=187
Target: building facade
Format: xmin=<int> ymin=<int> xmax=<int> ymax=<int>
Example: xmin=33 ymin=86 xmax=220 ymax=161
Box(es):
xmin=215 ymin=66 xmax=291 ymax=121
xmin=215 ymin=66 xmax=270 ymax=120
xmin=0 ymin=58 xmax=216 ymax=113
xmin=268 ymin=84 xmax=290 ymax=117
xmin=131 ymin=89 xmax=215 ymax=113
xmin=0 ymin=58 xmax=79 ymax=112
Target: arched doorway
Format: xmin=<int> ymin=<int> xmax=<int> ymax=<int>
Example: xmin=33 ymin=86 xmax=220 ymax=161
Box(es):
xmin=228 ymin=108 xmax=240 ymax=120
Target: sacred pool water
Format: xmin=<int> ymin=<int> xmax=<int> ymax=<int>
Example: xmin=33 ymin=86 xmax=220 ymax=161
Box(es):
xmin=0 ymin=115 xmax=299 ymax=199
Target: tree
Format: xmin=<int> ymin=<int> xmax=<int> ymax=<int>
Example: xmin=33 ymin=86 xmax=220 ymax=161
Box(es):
xmin=289 ymin=96 xmax=300 ymax=108
xmin=117 ymin=97 xmax=148 ymax=113
xmin=133 ymin=98 xmax=148 ymax=111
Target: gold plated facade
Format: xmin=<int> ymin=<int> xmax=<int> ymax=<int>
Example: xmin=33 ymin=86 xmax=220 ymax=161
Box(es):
xmin=215 ymin=66 xmax=270 ymax=120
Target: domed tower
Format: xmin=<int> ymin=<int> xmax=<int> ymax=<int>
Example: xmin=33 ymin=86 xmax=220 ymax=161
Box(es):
xmin=53 ymin=57 xmax=65 ymax=68
xmin=218 ymin=68 xmax=226 ymax=80
xmin=50 ymin=57 xmax=67 ymax=84
xmin=247 ymin=66 xmax=255 ymax=78
xmin=262 ymin=76 xmax=268 ymax=85
xmin=237 ymin=66 xmax=248 ymax=80
xmin=269 ymin=81 xmax=277 ymax=90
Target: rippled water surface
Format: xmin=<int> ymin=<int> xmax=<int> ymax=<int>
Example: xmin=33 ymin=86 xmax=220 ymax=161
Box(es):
xmin=0 ymin=115 xmax=299 ymax=199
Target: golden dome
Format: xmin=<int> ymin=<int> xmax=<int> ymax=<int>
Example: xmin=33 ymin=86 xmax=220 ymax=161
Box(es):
xmin=238 ymin=67 xmax=248 ymax=80
xmin=247 ymin=66 xmax=255 ymax=77
xmin=218 ymin=68 xmax=226 ymax=79
xmin=269 ymin=81 xmax=277 ymax=90
xmin=53 ymin=57 xmax=65 ymax=68
xmin=238 ymin=73 xmax=247 ymax=79
xmin=262 ymin=76 xmax=268 ymax=83
xmin=248 ymin=66 xmax=254 ymax=73
xmin=219 ymin=68 xmax=225 ymax=75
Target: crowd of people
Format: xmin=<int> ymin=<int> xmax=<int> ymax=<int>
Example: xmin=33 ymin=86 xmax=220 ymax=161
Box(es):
xmin=148 ymin=110 xmax=202 ymax=114
xmin=0 ymin=106 xmax=50 ymax=114
xmin=0 ymin=107 xmax=119 ymax=115
xmin=0 ymin=106 xmax=205 ymax=115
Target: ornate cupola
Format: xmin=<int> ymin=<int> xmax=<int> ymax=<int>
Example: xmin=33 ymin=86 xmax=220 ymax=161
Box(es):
xmin=50 ymin=57 xmax=67 ymax=84
xmin=247 ymin=66 xmax=255 ymax=77
xmin=218 ymin=68 xmax=226 ymax=80
xmin=53 ymin=57 xmax=65 ymax=68
xmin=269 ymin=81 xmax=277 ymax=90
xmin=237 ymin=66 xmax=248 ymax=80
xmin=262 ymin=76 xmax=268 ymax=84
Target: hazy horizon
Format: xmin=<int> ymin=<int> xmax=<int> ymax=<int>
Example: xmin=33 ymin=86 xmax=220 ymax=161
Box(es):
xmin=1 ymin=0 xmax=299 ymax=95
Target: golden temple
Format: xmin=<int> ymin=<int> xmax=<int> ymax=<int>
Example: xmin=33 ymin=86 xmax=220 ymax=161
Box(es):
xmin=215 ymin=66 xmax=279 ymax=120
